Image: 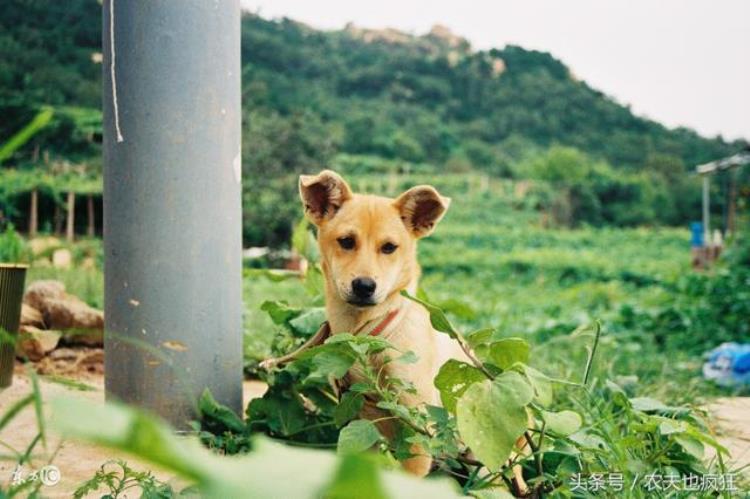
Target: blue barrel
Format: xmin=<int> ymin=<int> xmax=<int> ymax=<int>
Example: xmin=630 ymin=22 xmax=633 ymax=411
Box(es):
xmin=690 ymin=222 xmax=704 ymax=247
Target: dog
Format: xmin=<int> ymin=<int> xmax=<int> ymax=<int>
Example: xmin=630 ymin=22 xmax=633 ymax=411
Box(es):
xmin=298 ymin=170 xmax=467 ymax=476
xmin=295 ymin=171 xmax=529 ymax=492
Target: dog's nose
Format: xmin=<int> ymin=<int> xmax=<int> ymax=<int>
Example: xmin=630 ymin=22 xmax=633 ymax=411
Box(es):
xmin=351 ymin=277 xmax=376 ymax=299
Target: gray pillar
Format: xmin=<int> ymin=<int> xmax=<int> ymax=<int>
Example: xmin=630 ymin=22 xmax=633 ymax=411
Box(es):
xmin=103 ymin=0 xmax=243 ymax=426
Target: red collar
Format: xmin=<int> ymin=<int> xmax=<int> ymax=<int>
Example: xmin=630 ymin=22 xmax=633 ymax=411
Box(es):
xmin=355 ymin=308 xmax=402 ymax=337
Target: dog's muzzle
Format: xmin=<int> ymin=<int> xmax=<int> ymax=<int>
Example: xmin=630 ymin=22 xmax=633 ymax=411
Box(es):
xmin=348 ymin=277 xmax=377 ymax=306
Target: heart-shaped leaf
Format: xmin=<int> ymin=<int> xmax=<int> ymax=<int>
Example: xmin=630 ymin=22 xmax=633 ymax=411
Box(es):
xmin=434 ymin=359 xmax=486 ymax=413
xmin=456 ymin=371 xmax=533 ymax=470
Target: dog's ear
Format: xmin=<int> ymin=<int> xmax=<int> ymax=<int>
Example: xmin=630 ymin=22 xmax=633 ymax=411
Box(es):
xmin=299 ymin=170 xmax=353 ymax=225
xmin=394 ymin=185 xmax=451 ymax=238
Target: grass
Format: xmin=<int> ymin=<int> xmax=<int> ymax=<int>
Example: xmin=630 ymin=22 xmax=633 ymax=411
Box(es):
xmin=19 ymin=178 xmax=733 ymax=406
xmin=6 ymin=176 xmax=747 ymax=497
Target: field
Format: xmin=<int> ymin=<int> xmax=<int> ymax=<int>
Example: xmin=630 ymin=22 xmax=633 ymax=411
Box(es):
xmin=244 ymin=176 xmax=714 ymax=401
xmin=11 ymin=174 xmax=749 ymax=497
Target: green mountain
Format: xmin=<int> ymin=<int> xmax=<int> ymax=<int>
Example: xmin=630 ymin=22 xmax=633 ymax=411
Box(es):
xmin=1 ymin=1 xmax=746 ymax=244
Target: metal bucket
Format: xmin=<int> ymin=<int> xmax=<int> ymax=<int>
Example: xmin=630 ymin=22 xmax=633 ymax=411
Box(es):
xmin=0 ymin=263 xmax=28 ymax=388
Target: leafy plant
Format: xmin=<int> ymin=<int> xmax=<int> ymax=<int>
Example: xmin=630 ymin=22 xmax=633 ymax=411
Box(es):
xmin=0 ymin=369 xmax=47 ymax=498
xmin=0 ymin=224 xmax=29 ymax=262
xmin=0 ymin=107 xmax=54 ymax=164
xmin=73 ymin=460 xmax=174 ymax=499
xmin=51 ymin=397 xmax=461 ymax=499
xmin=195 ymin=291 xmax=732 ymax=497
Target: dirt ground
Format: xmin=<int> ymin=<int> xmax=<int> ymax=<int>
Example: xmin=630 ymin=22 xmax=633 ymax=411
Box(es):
xmin=1 ymin=363 xmax=748 ymax=497
xmin=0 ymin=366 xmax=267 ymax=498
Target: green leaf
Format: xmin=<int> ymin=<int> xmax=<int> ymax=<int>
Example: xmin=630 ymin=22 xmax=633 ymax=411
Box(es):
xmin=0 ymin=394 xmax=34 ymax=433
xmin=51 ymin=397 xmax=461 ymax=498
xmin=401 ymin=291 xmax=458 ymax=338
xmin=244 ymin=268 xmax=301 ymax=282
xmin=629 ymin=397 xmax=667 ymax=412
xmin=465 ymin=328 xmax=494 ymax=349
xmin=198 ymin=389 xmax=246 ymax=434
xmin=246 ymin=388 xmax=308 ymax=436
xmin=657 ymin=418 xmax=686 ymax=436
xmin=477 ymin=338 xmax=530 ymax=370
xmin=303 ymin=265 xmax=326 ymax=298
xmin=630 ymin=397 xmax=691 ymax=417
xmin=334 ymin=392 xmax=364 ymax=428
xmin=322 ymin=453 xmax=388 ymax=499
xmin=376 ymin=401 xmax=414 ymax=421
xmin=338 ymin=420 xmax=382 ymax=455
xmin=260 ymin=300 xmax=301 ymax=325
xmin=0 ymin=107 xmax=54 ymax=163
xmin=456 ymin=372 xmax=533 ymax=470
xmin=434 ymin=359 xmax=486 ymax=413
xmin=520 ymin=366 xmax=553 ymax=407
xmin=674 ymin=434 xmax=704 ymax=460
xmin=435 ymin=298 xmax=476 ymax=321
xmin=541 ymin=410 xmax=582 ymax=436
xmin=309 ymin=350 xmax=355 ymax=380
xmin=396 ymin=350 xmax=419 ymax=364
xmin=291 ymin=217 xmax=320 ymax=263
xmin=288 ymin=308 xmax=327 ymax=336
xmin=568 ymin=431 xmax=607 ymax=450
xmin=29 ymin=370 xmax=46 ymax=449
xmin=683 ymin=424 xmax=730 ymax=456
xmin=470 ymin=489 xmax=515 ymax=499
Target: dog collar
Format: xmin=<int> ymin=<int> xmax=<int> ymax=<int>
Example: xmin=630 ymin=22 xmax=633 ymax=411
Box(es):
xmin=355 ymin=308 xmax=402 ymax=337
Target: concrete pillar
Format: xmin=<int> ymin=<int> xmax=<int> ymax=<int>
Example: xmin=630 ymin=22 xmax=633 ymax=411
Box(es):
xmin=102 ymin=0 xmax=243 ymax=426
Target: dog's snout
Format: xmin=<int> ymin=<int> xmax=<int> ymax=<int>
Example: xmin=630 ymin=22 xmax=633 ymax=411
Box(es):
xmin=351 ymin=277 xmax=377 ymax=299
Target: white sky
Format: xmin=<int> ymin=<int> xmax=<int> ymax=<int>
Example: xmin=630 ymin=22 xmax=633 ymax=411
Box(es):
xmin=240 ymin=0 xmax=749 ymax=142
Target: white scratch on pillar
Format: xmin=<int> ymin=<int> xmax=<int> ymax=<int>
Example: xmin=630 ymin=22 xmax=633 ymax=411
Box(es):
xmin=110 ymin=0 xmax=124 ymax=142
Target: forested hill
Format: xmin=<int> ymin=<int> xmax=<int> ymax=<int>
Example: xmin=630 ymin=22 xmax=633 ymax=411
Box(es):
xmin=2 ymin=1 xmax=747 ymax=243
xmin=239 ymin=15 xmax=741 ymax=173
xmin=2 ymin=0 xmax=742 ymax=169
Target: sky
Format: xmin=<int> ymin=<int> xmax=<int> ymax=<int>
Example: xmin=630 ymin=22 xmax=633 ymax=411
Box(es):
xmin=240 ymin=0 xmax=749 ymax=142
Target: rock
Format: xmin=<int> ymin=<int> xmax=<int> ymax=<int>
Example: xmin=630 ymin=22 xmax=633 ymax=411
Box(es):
xmin=28 ymin=236 xmax=62 ymax=256
xmin=43 ymin=298 xmax=103 ymax=331
xmin=77 ymin=349 xmax=105 ymax=374
xmin=24 ymin=280 xmax=66 ymax=311
xmin=61 ymin=328 xmax=103 ymax=347
xmin=15 ymin=326 xmax=61 ymax=362
xmin=48 ymin=347 xmax=79 ymax=361
xmin=36 ymin=347 xmax=104 ymax=377
xmin=23 ymin=280 xmax=104 ymax=347
xmin=20 ymin=304 xmax=44 ymax=328
xmin=52 ymin=248 xmax=72 ymax=269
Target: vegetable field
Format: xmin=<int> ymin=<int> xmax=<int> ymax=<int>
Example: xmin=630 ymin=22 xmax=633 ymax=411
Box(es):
xmin=3 ymin=173 xmax=748 ymax=498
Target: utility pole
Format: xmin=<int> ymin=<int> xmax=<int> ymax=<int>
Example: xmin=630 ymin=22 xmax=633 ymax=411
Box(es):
xmin=727 ymin=170 xmax=737 ymax=235
xmin=28 ymin=188 xmax=38 ymax=238
xmin=702 ymin=175 xmax=710 ymax=243
xmin=65 ymin=191 xmax=75 ymax=242
xmin=102 ymin=0 xmax=243 ymax=426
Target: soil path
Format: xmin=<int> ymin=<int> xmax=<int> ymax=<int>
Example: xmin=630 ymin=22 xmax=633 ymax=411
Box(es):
xmin=1 ymin=372 xmax=748 ymax=497
xmin=0 ymin=373 xmax=267 ymax=498
xmin=706 ymin=397 xmax=750 ymax=471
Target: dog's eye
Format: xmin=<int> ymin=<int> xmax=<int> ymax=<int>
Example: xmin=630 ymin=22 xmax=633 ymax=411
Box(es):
xmin=381 ymin=242 xmax=398 ymax=254
xmin=337 ymin=237 xmax=355 ymax=250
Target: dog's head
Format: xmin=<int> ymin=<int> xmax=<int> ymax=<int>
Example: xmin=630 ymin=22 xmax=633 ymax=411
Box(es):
xmin=300 ymin=170 xmax=450 ymax=307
